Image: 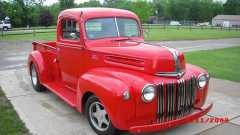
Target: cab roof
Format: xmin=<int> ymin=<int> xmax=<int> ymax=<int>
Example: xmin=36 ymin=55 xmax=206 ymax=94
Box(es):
xmin=58 ymin=8 xmax=139 ymax=21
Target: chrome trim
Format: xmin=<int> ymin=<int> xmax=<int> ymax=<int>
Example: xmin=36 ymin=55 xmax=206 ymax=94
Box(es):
xmin=114 ymin=17 xmax=120 ymax=37
xmin=155 ymin=71 xmax=185 ymax=78
xmin=141 ymin=84 xmax=156 ymax=103
xmin=192 ymin=76 xmax=196 ymax=105
xmin=167 ymin=83 xmax=170 ymax=118
xmin=157 ymin=83 xmax=160 ymax=122
xmin=180 ymin=79 xmax=184 ymax=116
xmin=159 ymin=82 xmax=164 ymax=122
xmin=172 ymin=81 xmax=175 ymax=119
xmin=177 ymin=80 xmax=180 ymax=117
xmin=163 ymin=46 xmax=181 ymax=73
xmin=156 ymin=77 xmax=197 ymax=122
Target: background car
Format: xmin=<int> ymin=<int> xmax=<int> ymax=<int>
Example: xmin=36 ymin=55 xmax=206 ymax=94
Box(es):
xmin=0 ymin=20 xmax=12 ymax=31
xmin=170 ymin=21 xmax=181 ymax=26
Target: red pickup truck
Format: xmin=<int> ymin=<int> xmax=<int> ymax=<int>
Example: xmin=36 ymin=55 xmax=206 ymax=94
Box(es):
xmin=28 ymin=8 xmax=212 ymax=135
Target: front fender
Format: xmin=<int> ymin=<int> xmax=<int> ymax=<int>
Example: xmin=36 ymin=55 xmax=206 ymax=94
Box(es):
xmin=77 ymin=68 xmax=137 ymax=130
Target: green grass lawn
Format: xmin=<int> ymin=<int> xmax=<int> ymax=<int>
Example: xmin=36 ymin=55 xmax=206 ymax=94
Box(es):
xmin=185 ymin=47 xmax=240 ymax=82
xmin=0 ymin=27 xmax=240 ymax=41
xmin=145 ymin=28 xmax=240 ymax=41
xmin=0 ymin=87 xmax=30 ymax=135
xmin=0 ymin=32 xmax=56 ymax=41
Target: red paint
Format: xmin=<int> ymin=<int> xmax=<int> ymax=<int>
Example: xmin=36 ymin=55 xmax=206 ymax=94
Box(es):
xmin=28 ymin=8 xmax=212 ymax=133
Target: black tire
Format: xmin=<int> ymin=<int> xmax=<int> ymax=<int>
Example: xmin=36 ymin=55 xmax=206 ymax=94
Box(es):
xmin=3 ymin=27 xmax=8 ymax=31
xmin=85 ymin=95 xmax=118 ymax=135
xmin=30 ymin=64 xmax=45 ymax=92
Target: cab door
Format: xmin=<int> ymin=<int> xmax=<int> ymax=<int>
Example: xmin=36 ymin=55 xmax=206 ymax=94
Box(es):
xmin=57 ymin=18 xmax=85 ymax=91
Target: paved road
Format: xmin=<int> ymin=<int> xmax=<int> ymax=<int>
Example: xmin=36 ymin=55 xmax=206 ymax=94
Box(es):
xmin=0 ymin=38 xmax=240 ymax=135
xmin=0 ymin=41 xmax=31 ymax=71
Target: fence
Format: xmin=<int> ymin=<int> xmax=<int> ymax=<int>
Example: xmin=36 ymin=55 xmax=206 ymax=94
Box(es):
xmin=1 ymin=24 xmax=240 ymax=38
xmin=142 ymin=24 xmax=240 ymax=30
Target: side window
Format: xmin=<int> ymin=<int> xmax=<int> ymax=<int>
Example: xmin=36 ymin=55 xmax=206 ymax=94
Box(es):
xmin=62 ymin=19 xmax=80 ymax=40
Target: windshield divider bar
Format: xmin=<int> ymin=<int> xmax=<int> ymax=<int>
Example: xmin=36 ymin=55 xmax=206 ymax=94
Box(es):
xmin=114 ymin=17 xmax=120 ymax=37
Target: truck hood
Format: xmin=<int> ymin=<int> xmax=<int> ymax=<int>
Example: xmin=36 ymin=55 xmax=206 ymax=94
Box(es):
xmin=89 ymin=41 xmax=186 ymax=76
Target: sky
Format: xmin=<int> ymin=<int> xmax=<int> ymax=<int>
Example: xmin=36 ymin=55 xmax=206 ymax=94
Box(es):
xmin=44 ymin=0 xmax=227 ymax=6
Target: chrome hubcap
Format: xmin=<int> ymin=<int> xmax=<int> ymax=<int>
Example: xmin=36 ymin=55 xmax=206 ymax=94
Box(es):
xmin=31 ymin=66 xmax=37 ymax=86
xmin=89 ymin=102 xmax=110 ymax=131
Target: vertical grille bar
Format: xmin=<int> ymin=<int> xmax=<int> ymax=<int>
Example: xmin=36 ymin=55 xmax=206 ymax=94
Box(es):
xmin=177 ymin=80 xmax=181 ymax=118
xmin=184 ymin=80 xmax=188 ymax=114
xmin=166 ymin=83 xmax=170 ymax=121
xmin=160 ymin=83 xmax=164 ymax=122
xmin=157 ymin=83 xmax=165 ymax=122
xmin=156 ymin=76 xmax=197 ymax=123
xmin=180 ymin=79 xmax=184 ymax=117
xmin=171 ymin=81 xmax=175 ymax=120
xmin=157 ymin=83 xmax=160 ymax=122
xmin=191 ymin=76 xmax=196 ymax=108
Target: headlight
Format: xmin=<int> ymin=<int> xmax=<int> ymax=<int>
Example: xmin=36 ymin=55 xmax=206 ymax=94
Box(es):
xmin=197 ymin=74 xmax=208 ymax=89
xmin=142 ymin=84 xmax=155 ymax=103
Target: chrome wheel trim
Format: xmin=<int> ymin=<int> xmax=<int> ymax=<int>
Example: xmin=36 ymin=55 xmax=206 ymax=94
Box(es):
xmin=31 ymin=66 xmax=37 ymax=86
xmin=89 ymin=101 xmax=110 ymax=132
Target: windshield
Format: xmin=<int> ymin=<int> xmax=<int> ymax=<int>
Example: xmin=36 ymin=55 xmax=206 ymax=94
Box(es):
xmin=85 ymin=18 xmax=140 ymax=40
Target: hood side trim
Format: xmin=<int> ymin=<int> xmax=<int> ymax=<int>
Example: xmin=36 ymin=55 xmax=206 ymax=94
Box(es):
xmin=163 ymin=46 xmax=181 ymax=73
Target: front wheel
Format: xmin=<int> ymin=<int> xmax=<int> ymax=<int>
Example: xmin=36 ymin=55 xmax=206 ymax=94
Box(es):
xmin=85 ymin=96 xmax=118 ymax=135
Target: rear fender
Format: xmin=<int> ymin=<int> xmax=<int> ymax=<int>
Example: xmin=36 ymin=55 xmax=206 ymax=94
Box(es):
xmin=28 ymin=50 xmax=47 ymax=84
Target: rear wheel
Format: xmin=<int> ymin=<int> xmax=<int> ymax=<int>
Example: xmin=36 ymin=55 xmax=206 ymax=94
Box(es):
xmin=30 ymin=64 xmax=45 ymax=92
xmin=85 ymin=96 xmax=118 ymax=135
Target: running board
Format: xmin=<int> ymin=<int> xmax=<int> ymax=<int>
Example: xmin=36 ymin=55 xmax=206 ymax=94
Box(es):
xmin=43 ymin=82 xmax=77 ymax=107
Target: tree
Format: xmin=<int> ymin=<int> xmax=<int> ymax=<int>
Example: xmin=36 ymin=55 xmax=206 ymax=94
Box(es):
xmin=0 ymin=1 xmax=10 ymax=20
xmin=39 ymin=10 xmax=54 ymax=26
xmin=153 ymin=0 xmax=169 ymax=18
xmin=129 ymin=1 xmax=153 ymax=23
xmin=78 ymin=0 xmax=102 ymax=7
xmin=104 ymin=0 xmax=153 ymax=23
xmin=49 ymin=3 xmax=61 ymax=25
xmin=224 ymin=0 xmax=240 ymax=15
xmin=59 ymin=0 xmax=75 ymax=11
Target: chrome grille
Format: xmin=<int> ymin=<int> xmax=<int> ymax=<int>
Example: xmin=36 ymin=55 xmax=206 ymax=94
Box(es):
xmin=156 ymin=76 xmax=197 ymax=122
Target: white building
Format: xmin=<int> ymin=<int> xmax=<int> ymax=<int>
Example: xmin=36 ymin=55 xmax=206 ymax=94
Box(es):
xmin=212 ymin=15 xmax=240 ymax=27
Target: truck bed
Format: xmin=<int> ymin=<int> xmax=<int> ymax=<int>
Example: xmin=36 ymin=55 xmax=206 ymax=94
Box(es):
xmin=31 ymin=41 xmax=77 ymax=107
xmin=32 ymin=41 xmax=60 ymax=82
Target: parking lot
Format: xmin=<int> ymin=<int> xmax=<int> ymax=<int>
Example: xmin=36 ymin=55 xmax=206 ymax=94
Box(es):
xmin=0 ymin=39 xmax=240 ymax=135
